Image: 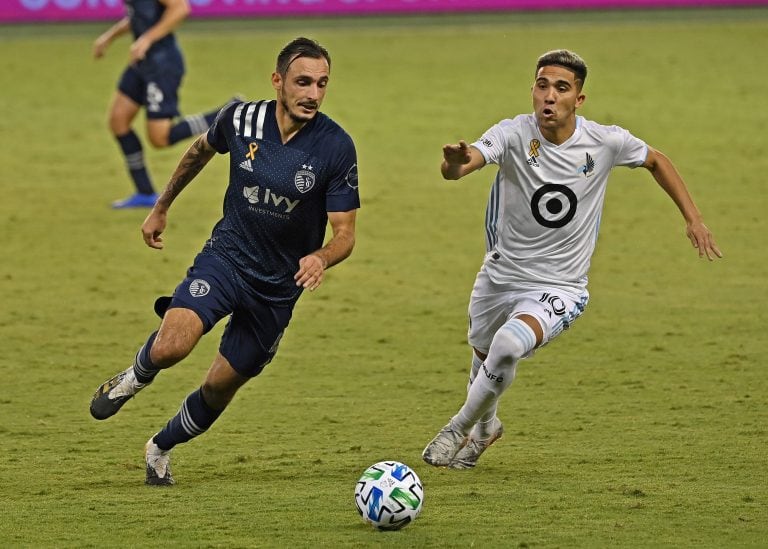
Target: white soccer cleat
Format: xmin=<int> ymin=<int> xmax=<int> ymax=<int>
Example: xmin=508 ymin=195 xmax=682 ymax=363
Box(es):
xmin=449 ymin=419 xmax=504 ymax=470
xmin=145 ymin=437 xmax=174 ymax=486
xmin=422 ymin=423 xmax=468 ymax=467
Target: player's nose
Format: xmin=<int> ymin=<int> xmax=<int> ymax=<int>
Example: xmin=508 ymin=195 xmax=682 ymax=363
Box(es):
xmin=305 ymin=83 xmax=321 ymax=100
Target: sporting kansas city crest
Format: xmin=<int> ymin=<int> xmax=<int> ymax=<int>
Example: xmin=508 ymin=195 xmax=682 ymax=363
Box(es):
xmin=294 ymin=164 xmax=316 ymax=193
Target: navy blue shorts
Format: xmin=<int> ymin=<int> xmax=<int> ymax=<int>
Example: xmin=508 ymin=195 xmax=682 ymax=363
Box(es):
xmin=168 ymin=253 xmax=293 ymax=378
xmin=118 ymin=63 xmax=183 ymax=119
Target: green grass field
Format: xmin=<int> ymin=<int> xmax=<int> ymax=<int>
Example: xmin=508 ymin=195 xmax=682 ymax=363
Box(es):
xmin=1 ymin=9 xmax=767 ymax=547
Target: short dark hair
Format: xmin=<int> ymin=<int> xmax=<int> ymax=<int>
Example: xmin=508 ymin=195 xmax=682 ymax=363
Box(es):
xmin=276 ymin=37 xmax=331 ymax=76
xmin=536 ymin=50 xmax=587 ymax=87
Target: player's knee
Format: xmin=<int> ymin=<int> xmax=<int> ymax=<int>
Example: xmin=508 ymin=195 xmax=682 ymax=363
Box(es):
xmin=146 ymin=122 xmax=171 ymax=148
xmin=472 ymin=348 xmax=488 ymax=361
xmin=481 ymin=332 xmax=519 ymax=389
xmin=489 ymin=318 xmax=537 ymax=364
xmin=146 ymin=132 xmax=170 ymax=148
xmin=201 ymin=379 xmax=239 ymax=411
xmin=150 ymin=309 xmax=204 ymax=366
xmin=108 ymin=115 xmax=130 ymax=136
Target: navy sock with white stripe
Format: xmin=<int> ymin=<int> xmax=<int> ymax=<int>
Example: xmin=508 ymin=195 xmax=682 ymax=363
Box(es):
xmin=116 ymin=130 xmax=154 ymax=195
xmin=168 ymin=108 xmax=220 ymax=145
xmin=132 ymin=331 xmax=160 ymax=384
xmin=154 ymin=387 xmax=222 ymax=451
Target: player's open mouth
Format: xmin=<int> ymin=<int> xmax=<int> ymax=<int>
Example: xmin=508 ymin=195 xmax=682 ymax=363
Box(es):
xmin=542 ymin=108 xmax=555 ymax=117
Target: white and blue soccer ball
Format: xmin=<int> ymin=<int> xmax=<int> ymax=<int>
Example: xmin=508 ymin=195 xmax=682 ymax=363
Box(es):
xmin=354 ymin=461 xmax=423 ymax=531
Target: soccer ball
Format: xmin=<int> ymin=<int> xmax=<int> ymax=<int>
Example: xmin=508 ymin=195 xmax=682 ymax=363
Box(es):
xmin=354 ymin=461 xmax=423 ymax=531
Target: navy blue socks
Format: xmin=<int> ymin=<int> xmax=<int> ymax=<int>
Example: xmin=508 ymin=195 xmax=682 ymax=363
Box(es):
xmin=116 ymin=130 xmax=154 ymax=195
xmin=154 ymin=388 xmax=223 ymax=451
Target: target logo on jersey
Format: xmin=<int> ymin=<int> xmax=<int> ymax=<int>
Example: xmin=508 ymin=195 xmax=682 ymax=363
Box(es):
xmin=530 ymin=184 xmax=578 ymax=229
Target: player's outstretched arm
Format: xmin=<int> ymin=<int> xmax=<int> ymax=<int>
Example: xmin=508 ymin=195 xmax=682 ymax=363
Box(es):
xmin=93 ymin=17 xmax=130 ymax=59
xmin=141 ymin=134 xmax=216 ymax=249
xmin=441 ymin=140 xmax=486 ymax=180
xmin=643 ymin=146 xmax=722 ymax=261
xmin=294 ymin=210 xmax=357 ymax=291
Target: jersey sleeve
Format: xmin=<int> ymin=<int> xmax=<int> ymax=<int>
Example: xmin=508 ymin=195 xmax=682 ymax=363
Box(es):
xmin=472 ymin=122 xmax=506 ymax=165
xmin=325 ymin=132 xmax=360 ymax=212
xmin=607 ymin=125 xmax=648 ymax=168
xmin=206 ymin=100 xmax=241 ymax=155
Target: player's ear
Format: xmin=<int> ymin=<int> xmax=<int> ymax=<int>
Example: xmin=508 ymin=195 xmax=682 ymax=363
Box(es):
xmin=271 ymin=71 xmax=282 ymax=91
xmin=576 ymin=93 xmax=586 ymax=108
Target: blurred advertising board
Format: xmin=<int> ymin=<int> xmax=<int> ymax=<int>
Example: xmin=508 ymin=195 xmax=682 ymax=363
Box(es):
xmin=2 ymin=0 xmax=766 ymax=23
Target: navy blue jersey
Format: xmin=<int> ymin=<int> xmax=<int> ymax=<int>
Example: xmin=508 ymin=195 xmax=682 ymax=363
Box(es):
xmin=203 ymin=99 xmax=360 ymax=306
xmin=124 ymin=0 xmax=184 ymax=74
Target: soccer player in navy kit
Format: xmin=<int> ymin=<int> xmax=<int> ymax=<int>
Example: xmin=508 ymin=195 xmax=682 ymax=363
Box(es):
xmin=93 ymin=0 xmax=227 ymax=208
xmin=89 ymin=38 xmax=359 ymax=485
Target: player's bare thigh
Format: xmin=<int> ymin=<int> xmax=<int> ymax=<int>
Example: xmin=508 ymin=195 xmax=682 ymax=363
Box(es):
xmin=108 ymin=91 xmax=141 ymax=135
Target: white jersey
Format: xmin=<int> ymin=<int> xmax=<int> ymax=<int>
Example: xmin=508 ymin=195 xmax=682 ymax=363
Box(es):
xmin=473 ymin=114 xmax=648 ymax=295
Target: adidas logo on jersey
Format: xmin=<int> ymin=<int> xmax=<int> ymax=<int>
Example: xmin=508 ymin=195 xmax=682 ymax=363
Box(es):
xmin=239 ymin=159 xmax=253 ymax=172
xmin=527 ymin=156 xmax=540 ymax=168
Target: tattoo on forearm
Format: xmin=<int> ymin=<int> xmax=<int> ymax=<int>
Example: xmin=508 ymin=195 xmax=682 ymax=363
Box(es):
xmin=158 ymin=138 xmax=213 ymax=207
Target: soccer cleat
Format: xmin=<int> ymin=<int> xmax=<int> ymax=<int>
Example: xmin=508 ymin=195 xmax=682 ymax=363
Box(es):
xmin=145 ymin=437 xmax=174 ymax=486
xmin=89 ymin=367 xmax=147 ymax=420
xmin=111 ymin=192 xmax=158 ymax=209
xmin=422 ymin=423 xmax=468 ymax=467
xmin=449 ymin=419 xmax=504 ymax=470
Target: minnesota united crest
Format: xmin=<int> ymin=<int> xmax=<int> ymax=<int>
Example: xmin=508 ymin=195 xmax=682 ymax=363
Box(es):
xmin=294 ymin=164 xmax=316 ymax=193
xmin=579 ymin=153 xmax=595 ymax=177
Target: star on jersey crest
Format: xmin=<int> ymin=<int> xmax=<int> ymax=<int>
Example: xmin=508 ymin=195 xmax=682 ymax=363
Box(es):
xmin=295 ymin=165 xmax=316 ymax=193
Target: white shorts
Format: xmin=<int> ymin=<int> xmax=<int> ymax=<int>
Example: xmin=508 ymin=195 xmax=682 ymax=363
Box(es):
xmin=467 ymin=269 xmax=589 ymax=355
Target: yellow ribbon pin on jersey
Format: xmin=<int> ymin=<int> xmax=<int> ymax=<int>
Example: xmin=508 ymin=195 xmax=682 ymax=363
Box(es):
xmin=528 ymin=139 xmax=540 ymax=158
xmin=246 ymin=142 xmax=259 ymax=160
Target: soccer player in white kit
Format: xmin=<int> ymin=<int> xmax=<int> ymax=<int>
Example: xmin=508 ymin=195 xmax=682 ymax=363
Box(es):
xmin=422 ymin=50 xmax=722 ymax=469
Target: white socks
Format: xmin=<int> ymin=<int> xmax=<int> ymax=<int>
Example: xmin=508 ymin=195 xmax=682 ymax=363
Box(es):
xmin=452 ymin=318 xmax=537 ymax=434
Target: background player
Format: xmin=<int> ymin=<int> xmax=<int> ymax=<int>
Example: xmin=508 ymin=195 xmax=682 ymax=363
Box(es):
xmin=422 ymin=49 xmax=722 ymax=469
xmin=93 ymin=0 xmax=228 ymax=208
xmin=89 ymin=37 xmax=359 ymax=485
